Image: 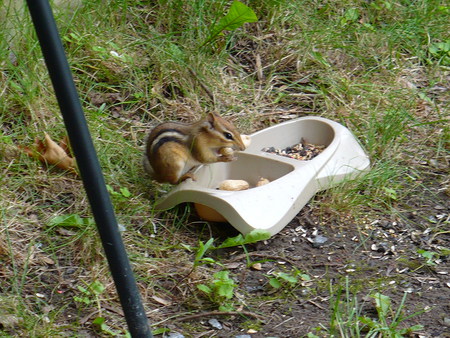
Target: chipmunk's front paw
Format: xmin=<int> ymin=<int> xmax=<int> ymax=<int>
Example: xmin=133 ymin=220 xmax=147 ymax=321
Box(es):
xmin=218 ymin=147 xmax=237 ymax=162
xmin=180 ymin=172 xmax=197 ymax=182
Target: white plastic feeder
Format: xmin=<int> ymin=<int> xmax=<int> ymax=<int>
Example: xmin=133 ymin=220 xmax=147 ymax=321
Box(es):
xmin=155 ymin=116 xmax=370 ymax=236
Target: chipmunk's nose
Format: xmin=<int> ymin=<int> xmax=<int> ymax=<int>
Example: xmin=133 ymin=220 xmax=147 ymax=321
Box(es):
xmin=237 ymin=138 xmax=246 ymax=151
xmin=238 ymin=135 xmax=250 ymax=150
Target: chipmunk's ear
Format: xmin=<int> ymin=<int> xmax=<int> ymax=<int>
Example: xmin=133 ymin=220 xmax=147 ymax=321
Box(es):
xmin=205 ymin=112 xmax=217 ymax=128
xmin=206 ymin=112 xmax=217 ymax=121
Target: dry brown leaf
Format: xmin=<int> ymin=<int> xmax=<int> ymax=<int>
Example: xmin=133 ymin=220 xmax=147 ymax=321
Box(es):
xmin=40 ymin=256 xmax=55 ymax=265
xmin=151 ymin=295 xmax=172 ymax=306
xmin=22 ymin=133 xmax=77 ymax=175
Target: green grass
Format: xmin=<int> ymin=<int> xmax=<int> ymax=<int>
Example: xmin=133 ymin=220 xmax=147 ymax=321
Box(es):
xmin=308 ymin=277 xmax=425 ymax=338
xmin=1 ymin=0 xmax=448 ymax=335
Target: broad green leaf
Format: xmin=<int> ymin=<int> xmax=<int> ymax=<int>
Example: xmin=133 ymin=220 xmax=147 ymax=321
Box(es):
xmin=92 ymin=317 xmax=106 ymax=326
xmin=417 ymin=249 xmax=437 ymax=265
xmin=372 ymin=293 xmax=391 ymax=318
xmin=198 ymin=257 xmax=216 ymax=264
xmin=344 ymin=8 xmax=359 ymax=21
xmin=106 ymin=184 xmax=115 ymax=194
xmin=218 ymin=230 xmax=271 ymax=249
xmin=218 ymin=234 xmax=244 ymax=248
xmin=276 ymin=272 xmax=298 ymax=284
xmin=204 ymin=1 xmax=257 ymax=45
xmin=401 ymin=324 xmax=424 ymax=333
xmin=216 ymin=284 xmax=234 ymax=299
xmin=167 ymin=42 xmax=184 ymax=60
xmin=49 ymin=214 xmax=85 ymax=227
xmin=77 ymin=285 xmax=88 ymax=294
xmin=439 ymin=247 xmax=450 ymax=256
xmin=307 ymin=333 xmax=320 ymax=338
xmin=243 ymin=229 xmax=271 ymax=243
xmin=152 ymin=328 xmax=170 ymax=335
xmin=197 ymin=284 xmax=212 ymax=294
xmin=90 ymin=280 xmax=106 ymax=295
xmin=383 ymin=186 xmax=398 ymax=200
xmin=300 ymin=273 xmax=311 ymax=281
xmin=359 ymin=315 xmax=379 ymax=328
xmin=92 ymin=317 xmax=117 ymax=335
xmin=73 ymin=296 xmax=91 ymax=305
xmin=120 ymin=187 xmax=131 ymax=198
xmin=219 ymin=304 xmax=234 ymax=312
xmin=213 ymin=270 xmax=230 ymax=281
xmin=269 ymin=278 xmax=281 ymax=289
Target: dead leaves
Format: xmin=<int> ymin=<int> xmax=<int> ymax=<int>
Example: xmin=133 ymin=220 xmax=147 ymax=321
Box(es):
xmin=22 ymin=133 xmax=78 ymax=175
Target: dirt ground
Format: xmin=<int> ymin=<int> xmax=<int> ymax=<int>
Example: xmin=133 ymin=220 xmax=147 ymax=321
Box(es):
xmin=152 ymin=163 xmax=449 ymax=337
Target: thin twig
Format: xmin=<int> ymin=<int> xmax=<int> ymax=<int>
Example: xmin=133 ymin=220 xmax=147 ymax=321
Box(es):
xmin=174 ymin=310 xmax=266 ymax=322
xmin=228 ymin=252 xmax=343 ymax=269
xmin=188 ymin=67 xmax=215 ymax=104
xmin=306 ymin=299 xmax=326 ymax=310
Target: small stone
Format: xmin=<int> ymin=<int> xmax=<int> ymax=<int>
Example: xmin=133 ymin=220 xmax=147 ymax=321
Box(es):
xmin=0 ymin=314 xmax=22 ymax=328
xmin=246 ymin=285 xmax=264 ymax=292
xmin=166 ymin=333 xmax=185 ymax=338
xmin=262 ymin=147 xmax=276 ymax=153
xmin=225 ymin=262 xmax=241 ymax=269
xmin=251 ymin=263 xmax=262 ymax=270
xmin=312 ymin=235 xmax=328 ymax=248
xmin=429 ymin=159 xmax=446 ymax=169
xmin=235 ymin=335 xmax=252 ymax=338
xmin=208 ymin=318 xmax=223 ymax=329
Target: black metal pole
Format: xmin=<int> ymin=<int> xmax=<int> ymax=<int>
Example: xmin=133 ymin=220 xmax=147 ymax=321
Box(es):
xmin=25 ymin=1 xmax=152 ymax=336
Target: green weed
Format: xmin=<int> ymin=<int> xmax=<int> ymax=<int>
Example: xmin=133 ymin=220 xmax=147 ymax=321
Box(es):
xmin=197 ymin=270 xmax=237 ymax=311
xmin=74 ymin=280 xmax=106 ymax=308
xmin=310 ymin=278 xmax=425 ymax=337
xmin=186 ymin=230 xmax=272 ymax=268
xmin=202 ymin=0 xmax=258 ymax=47
xmin=267 ymin=270 xmax=311 ymax=291
xmin=359 ymin=292 xmax=424 ymax=337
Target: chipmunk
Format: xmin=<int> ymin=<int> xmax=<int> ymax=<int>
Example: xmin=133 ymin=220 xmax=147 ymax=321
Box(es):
xmin=143 ymin=113 xmax=246 ymax=184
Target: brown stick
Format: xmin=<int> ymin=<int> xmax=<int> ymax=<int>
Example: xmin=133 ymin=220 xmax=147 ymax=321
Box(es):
xmin=174 ymin=310 xmax=266 ymax=322
xmin=188 ymin=67 xmax=215 ymax=104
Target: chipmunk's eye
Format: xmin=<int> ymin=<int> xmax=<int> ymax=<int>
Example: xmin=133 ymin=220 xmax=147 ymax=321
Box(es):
xmin=224 ymin=132 xmax=233 ymax=140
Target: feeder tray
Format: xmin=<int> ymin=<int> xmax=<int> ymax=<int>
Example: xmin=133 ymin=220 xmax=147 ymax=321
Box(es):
xmin=155 ymin=116 xmax=370 ymax=235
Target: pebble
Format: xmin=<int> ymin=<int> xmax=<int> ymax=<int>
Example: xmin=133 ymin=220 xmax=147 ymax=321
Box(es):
xmin=246 ymin=285 xmax=264 ymax=292
xmin=166 ymin=333 xmax=185 ymax=338
xmin=251 ymin=263 xmax=262 ymax=270
xmin=312 ymin=235 xmax=328 ymax=248
xmin=208 ymin=318 xmax=223 ymax=330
